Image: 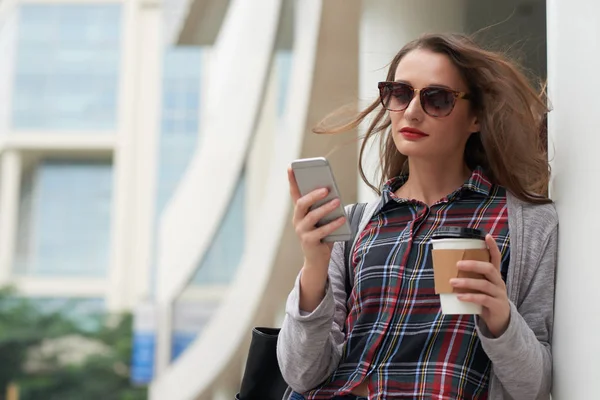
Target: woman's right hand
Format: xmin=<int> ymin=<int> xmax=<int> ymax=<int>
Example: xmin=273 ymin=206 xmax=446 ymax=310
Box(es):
xmin=288 ymin=167 xmax=347 ymax=312
xmin=288 ymin=167 xmax=347 ymax=271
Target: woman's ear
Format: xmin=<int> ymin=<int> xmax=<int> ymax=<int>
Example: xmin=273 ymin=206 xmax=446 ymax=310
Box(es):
xmin=468 ymin=116 xmax=480 ymax=135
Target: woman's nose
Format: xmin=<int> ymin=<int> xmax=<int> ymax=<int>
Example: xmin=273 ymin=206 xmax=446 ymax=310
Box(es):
xmin=403 ymin=90 xmax=425 ymax=121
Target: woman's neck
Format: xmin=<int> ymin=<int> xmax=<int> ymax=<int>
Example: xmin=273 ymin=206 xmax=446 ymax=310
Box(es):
xmin=395 ymin=158 xmax=471 ymax=206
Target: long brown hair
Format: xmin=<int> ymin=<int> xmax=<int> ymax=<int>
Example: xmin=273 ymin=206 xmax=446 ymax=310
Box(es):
xmin=315 ymin=33 xmax=550 ymax=204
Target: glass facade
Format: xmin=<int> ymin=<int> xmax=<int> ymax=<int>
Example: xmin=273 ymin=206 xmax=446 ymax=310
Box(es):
xmin=170 ymin=300 xmax=218 ymax=361
xmin=14 ymin=160 xmax=113 ymax=277
xmin=12 ymin=4 xmax=121 ymax=130
xmin=155 ymin=47 xmax=203 ymax=215
xmin=190 ymin=174 xmax=246 ymax=285
xmin=276 ymin=51 xmax=293 ymax=118
xmin=30 ymin=297 xmax=105 ymax=329
xmin=150 ymin=46 xmax=203 ymax=296
xmin=152 ymin=47 xmax=208 ymax=363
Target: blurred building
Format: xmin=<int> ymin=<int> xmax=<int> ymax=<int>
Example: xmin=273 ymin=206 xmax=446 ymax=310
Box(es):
xmin=0 ymin=1 xmax=203 ymax=315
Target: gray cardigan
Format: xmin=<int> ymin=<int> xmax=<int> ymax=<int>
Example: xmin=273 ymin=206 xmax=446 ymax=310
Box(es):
xmin=277 ymin=192 xmax=558 ymax=400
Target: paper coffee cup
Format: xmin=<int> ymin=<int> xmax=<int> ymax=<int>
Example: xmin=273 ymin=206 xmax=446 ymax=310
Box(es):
xmin=431 ymin=227 xmax=490 ymax=315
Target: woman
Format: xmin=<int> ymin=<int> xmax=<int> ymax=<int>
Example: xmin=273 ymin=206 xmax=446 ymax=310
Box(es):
xmin=277 ymin=33 xmax=557 ymax=400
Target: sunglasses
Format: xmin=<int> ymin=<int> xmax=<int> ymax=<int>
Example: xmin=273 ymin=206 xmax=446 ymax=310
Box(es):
xmin=377 ymin=81 xmax=471 ymax=118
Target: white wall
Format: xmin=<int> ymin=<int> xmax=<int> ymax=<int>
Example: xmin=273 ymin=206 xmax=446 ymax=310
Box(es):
xmin=547 ymin=0 xmax=600 ymax=397
xmin=162 ymin=0 xmax=189 ymax=45
xmin=357 ymin=0 xmax=466 ymax=203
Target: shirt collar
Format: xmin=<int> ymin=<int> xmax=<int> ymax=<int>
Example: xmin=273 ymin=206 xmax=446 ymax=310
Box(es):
xmin=375 ymin=166 xmax=493 ymax=214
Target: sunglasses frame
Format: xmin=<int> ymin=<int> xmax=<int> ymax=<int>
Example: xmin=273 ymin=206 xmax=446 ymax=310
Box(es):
xmin=377 ymin=81 xmax=471 ymax=118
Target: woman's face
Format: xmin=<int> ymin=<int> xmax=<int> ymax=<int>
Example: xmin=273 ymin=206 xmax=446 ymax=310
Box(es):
xmin=389 ymin=49 xmax=479 ymax=162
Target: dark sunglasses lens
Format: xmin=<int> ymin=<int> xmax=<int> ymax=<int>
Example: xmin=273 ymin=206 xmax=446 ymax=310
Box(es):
xmin=421 ymin=88 xmax=455 ymax=117
xmin=381 ymin=83 xmax=413 ymax=111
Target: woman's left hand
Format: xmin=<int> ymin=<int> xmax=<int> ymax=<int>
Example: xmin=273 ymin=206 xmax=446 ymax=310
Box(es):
xmin=450 ymin=234 xmax=510 ymax=337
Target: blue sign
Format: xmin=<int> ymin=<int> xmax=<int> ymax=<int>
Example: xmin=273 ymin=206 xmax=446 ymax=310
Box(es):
xmin=130 ymin=302 xmax=156 ymax=385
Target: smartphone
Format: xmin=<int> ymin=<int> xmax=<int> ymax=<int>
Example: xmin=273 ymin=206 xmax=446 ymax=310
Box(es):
xmin=291 ymin=157 xmax=352 ymax=242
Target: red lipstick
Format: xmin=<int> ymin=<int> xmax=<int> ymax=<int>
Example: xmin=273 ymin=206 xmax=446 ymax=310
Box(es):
xmin=399 ymin=127 xmax=428 ymax=140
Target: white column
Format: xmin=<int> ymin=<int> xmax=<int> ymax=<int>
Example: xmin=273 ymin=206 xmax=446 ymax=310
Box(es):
xmin=0 ymin=1 xmax=17 ymax=138
xmin=358 ymin=0 xmax=466 ymax=202
xmin=547 ymin=0 xmax=600 ymax=398
xmin=108 ymin=0 xmax=138 ymax=311
xmin=154 ymin=302 xmax=172 ymax=375
xmin=126 ymin=0 xmax=162 ymax=309
xmin=109 ymin=0 xmax=162 ymax=311
xmin=0 ymin=150 xmax=21 ymax=284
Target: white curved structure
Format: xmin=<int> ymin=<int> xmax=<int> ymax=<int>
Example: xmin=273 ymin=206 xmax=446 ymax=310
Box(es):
xmin=154 ymin=0 xmax=283 ymax=374
xmin=151 ymin=0 xmax=359 ymax=398
xmin=156 ymin=0 xmax=282 ymax=307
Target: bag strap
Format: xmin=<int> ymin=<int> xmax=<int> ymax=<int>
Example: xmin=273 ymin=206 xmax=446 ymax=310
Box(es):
xmin=343 ymin=202 xmax=367 ymax=298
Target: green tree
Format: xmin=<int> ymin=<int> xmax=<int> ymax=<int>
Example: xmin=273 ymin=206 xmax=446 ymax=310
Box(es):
xmin=0 ymin=288 xmax=148 ymax=400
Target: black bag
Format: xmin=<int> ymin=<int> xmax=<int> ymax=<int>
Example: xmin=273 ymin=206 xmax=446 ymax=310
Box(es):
xmin=235 ymin=327 xmax=288 ymax=400
xmin=235 ymin=203 xmax=367 ymax=400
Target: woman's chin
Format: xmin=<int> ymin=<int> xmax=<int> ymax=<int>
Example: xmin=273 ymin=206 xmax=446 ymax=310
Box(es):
xmin=394 ymin=142 xmax=431 ymax=158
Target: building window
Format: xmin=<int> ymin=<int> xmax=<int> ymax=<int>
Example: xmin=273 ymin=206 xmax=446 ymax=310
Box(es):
xmin=155 ymin=47 xmax=203 ymax=215
xmin=14 ymin=159 xmax=113 ymax=277
xmin=11 ymin=4 xmax=122 ymax=131
xmin=276 ymin=50 xmax=293 ymax=118
xmin=30 ymin=297 xmax=105 ymax=329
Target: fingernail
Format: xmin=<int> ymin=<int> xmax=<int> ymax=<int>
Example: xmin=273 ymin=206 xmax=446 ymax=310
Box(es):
xmin=450 ymin=279 xmax=460 ymax=286
xmin=320 ymin=188 xmax=328 ymax=195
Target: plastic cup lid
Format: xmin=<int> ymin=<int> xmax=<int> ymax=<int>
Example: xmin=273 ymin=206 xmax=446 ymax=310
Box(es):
xmin=431 ymin=226 xmax=485 ymax=240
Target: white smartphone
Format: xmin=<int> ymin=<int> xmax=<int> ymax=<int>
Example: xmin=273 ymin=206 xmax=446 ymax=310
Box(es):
xmin=291 ymin=157 xmax=352 ymax=242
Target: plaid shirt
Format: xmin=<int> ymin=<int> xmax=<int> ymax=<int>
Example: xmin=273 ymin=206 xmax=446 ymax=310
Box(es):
xmin=306 ymin=167 xmax=510 ymax=400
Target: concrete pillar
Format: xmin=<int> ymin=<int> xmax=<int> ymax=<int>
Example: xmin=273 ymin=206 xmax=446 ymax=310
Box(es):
xmin=127 ymin=0 xmax=163 ymax=309
xmin=358 ymin=0 xmax=466 ymax=202
xmin=547 ymin=0 xmax=600 ymax=397
xmin=0 ymin=1 xmax=17 ymax=137
xmin=0 ymin=150 xmax=21 ymax=284
xmin=108 ymin=0 xmax=140 ymax=311
xmin=108 ymin=0 xmax=162 ymax=311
